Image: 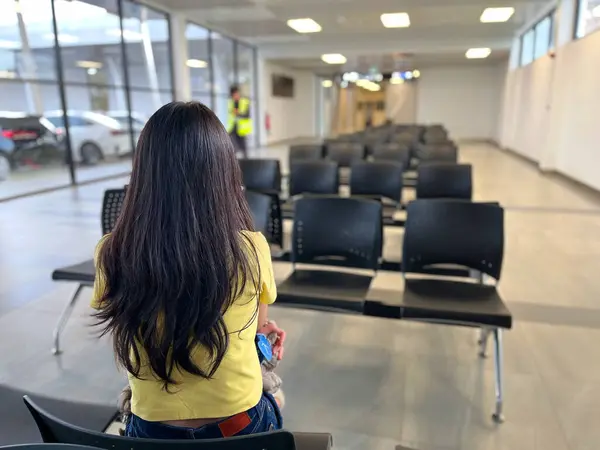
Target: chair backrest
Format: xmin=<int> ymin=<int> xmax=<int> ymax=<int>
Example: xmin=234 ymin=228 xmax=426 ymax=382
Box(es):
xmin=292 ymin=196 xmax=382 ymax=270
xmin=370 ymin=143 xmax=410 ymax=167
xmin=0 ymin=446 xmax=100 ymax=450
xmin=101 ymin=188 xmax=126 ymax=235
xmin=288 ymin=144 xmax=323 ymax=163
xmin=244 ymin=190 xmax=271 ymax=235
xmin=416 ymin=143 xmax=457 ymax=163
xmin=239 ymin=159 xmax=281 ymax=193
xmin=416 ymin=163 xmax=472 ymax=200
xmin=289 ymin=161 xmax=339 ymax=197
xmin=423 ymin=128 xmax=449 ymax=144
xmin=325 ymin=143 xmax=364 ymax=167
xmin=23 ymin=396 xmax=296 ymax=450
xmin=403 ymin=200 xmax=504 ymax=279
xmin=349 ymin=161 xmax=404 ymax=204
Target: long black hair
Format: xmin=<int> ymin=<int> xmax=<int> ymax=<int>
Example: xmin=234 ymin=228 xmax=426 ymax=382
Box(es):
xmin=94 ymin=101 xmax=259 ymax=388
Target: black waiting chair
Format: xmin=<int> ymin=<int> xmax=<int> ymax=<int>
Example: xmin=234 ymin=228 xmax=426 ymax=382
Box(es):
xmin=364 ymin=200 xmax=511 ymax=423
xmin=415 ymin=143 xmax=457 ymax=163
xmin=50 ymin=188 xmax=126 ymax=355
xmin=239 ymin=159 xmax=281 ymax=194
xmin=276 ymin=197 xmax=382 ymax=312
xmin=289 ymin=161 xmax=339 ymax=197
xmin=370 ymin=143 xmax=411 ymax=168
xmin=325 ymin=143 xmax=364 ymax=167
xmin=416 ymin=163 xmax=472 ymax=200
xmin=349 ymin=161 xmax=403 ymax=204
xmin=282 ymin=161 xmax=339 ymax=220
xmin=244 ymin=190 xmax=271 ymax=235
xmin=288 ymin=144 xmax=323 ymax=165
xmin=0 ymin=384 xmax=119 ymax=446
xmin=23 ymin=396 xmax=332 ymax=450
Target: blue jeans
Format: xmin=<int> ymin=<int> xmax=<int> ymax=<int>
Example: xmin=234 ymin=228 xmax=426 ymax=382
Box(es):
xmin=125 ymin=393 xmax=283 ymax=439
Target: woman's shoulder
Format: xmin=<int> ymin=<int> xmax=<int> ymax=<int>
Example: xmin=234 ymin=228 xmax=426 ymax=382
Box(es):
xmin=240 ymin=230 xmax=267 ymax=244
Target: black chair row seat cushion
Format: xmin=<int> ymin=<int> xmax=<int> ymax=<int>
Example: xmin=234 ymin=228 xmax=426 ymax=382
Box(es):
xmin=364 ymin=279 xmax=512 ymax=329
xmin=276 ymin=269 xmax=371 ymax=313
xmin=52 ymin=260 xmax=95 ymax=284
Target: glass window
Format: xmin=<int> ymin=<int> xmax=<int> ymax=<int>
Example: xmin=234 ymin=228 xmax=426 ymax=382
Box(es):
xmin=0 ymin=1 xmax=71 ymax=200
xmin=186 ymin=23 xmax=211 ymax=107
xmin=0 ymin=0 xmax=58 ymax=81
xmin=534 ymin=16 xmax=552 ymax=59
xmin=576 ymin=0 xmax=600 ymax=38
xmin=53 ymin=0 xmax=125 ymax=86
xmin=121 ymin=1 xmax=172 ymax=91
xmin=237 ymin=44 xmax=255 ymax=99
xmin=211 ymin=32 xmax=235 ymax=98
xmin=54 ymin=0 xmax=134 ymax=183
xmin=520 ymin=29 xmax=535 ymax=66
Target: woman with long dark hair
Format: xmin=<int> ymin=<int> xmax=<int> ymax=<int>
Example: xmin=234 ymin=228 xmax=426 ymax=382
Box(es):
xmin=91 ymin=101 xmax=285 ymax=439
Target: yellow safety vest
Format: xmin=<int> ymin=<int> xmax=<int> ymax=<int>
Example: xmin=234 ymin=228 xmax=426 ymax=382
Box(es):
xmin=227 ymin=98 xmax=252 ymax=137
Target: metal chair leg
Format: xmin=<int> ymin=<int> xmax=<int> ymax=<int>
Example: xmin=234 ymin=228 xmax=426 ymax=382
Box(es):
xmin=478 ymin=328 xmax=490 ymax=358
xmin=52 ymin=284 xmax=85 ymax=355
xmin=492 ymin=328 xmax=505 ymax=423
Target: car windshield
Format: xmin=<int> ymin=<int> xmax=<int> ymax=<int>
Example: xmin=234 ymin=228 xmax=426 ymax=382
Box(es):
xmin=45 ymin=116 xmax=65 ymax=128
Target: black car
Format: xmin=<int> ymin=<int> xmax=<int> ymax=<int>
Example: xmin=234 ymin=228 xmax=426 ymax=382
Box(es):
xmin=0 ymin=114 xmax=65 ymax=180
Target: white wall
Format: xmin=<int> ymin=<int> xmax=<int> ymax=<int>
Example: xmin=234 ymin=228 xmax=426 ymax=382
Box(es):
xmin=259 ymin=60 xmax=316 ymax=145
xmin=416 ymin=63 xmax=506 ymax=141
xmin=499 ymin=28 xmax=600 ymax=191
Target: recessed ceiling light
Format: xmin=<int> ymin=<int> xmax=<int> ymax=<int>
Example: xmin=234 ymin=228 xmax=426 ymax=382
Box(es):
xmin=87 ymin=68 xmax=98 ymax=75
xmin=287 ymin=18 xmax=322 ymax=33
xmin=186 ymin=59 xmax=208 ymax=68
xmin=412 ymin=69 xmax=421 ymax=78
xmin=321 ymin=53 xmax=347 ymax=64
xmin=390 ymin=77 xmax=404 ymax=85
xmin=380 ymin=12 xmax=411 ymax=28
xmin=480 ymin=7 xmax=515 ymax=23
xmin=466 ymin=48 xmax=492 ymax=59
xmin=76 ymin=60 xmax=103 ymax=69
xmin=321 ymin=80 xmax=333 ymax=88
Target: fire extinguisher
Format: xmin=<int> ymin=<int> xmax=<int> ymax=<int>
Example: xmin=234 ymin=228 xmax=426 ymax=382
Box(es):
xmin=265 ymin=113 xmax=271 ymax=135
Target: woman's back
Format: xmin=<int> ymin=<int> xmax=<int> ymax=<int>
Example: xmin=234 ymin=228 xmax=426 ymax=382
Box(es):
xmin=91 ymin=102 xmax=281 ymax=431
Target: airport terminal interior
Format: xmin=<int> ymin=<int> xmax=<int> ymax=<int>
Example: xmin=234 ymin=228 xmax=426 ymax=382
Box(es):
xmin=2 ymin=0 xmax=600 ymax=449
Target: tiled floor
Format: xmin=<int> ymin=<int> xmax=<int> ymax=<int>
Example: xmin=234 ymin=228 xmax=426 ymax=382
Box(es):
xmin=1 ymin=143 xmax=600 ymax=449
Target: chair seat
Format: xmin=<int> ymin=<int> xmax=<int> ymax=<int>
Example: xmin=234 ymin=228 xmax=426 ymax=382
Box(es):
xmin=365 ymin=278 xmax=512 ymax=328
xmin=277 ymin=269 xmax=372 ymax=313
xmin=52 ymin=259 xmax=95 ymax=284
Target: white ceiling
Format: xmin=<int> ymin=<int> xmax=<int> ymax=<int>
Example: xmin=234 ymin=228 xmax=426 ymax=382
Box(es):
xmin=150 ymin=0 xmax=553 ymax=72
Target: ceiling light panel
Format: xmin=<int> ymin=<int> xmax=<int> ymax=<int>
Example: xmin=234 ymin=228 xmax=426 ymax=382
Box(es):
xmin=380 ymin=12 xmax=410 ymax=28
xmin=287 ymin=18 xmax=322 ymax=33
xmin=480 ymin=7 xmax=515 ymax=23
xmin=321 ymin=53 xmax=347 ymax=64
xmin=187 ymin=59 xmax=208 ymax=68
xmin=466 ymin=48 xmax=492 ymax=59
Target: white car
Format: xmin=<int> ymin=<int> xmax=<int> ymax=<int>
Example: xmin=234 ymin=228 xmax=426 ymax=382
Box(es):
xmin=44 ymin=111 xmax=132 ymax=165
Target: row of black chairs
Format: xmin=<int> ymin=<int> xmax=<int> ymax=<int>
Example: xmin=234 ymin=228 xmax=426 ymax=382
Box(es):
xmin=289 ymin=141 xmax=457 ymax=168
xmin=240 ymin=158 xmax=472 ymax=204
xmin=51 ymin=188 xmax=511 ymax=425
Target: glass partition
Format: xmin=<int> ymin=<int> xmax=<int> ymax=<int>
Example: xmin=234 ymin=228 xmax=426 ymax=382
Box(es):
xmin=186 ymin=23 xmax=212 ymax=108
xmin=0 ymin=0 xmax=69 ymax=199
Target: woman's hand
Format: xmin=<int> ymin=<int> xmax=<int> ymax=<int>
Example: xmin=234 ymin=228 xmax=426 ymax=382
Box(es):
xmin=258 ymin=320 xmax=286 ymax=360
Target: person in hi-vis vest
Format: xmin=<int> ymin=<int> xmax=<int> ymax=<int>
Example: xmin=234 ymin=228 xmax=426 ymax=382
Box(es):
xmin=228 ymin=86 xmax=252 ymax=158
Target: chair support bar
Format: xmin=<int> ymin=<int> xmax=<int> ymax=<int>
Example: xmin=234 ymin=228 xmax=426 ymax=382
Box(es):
xmin=52 ymin=284 xmax=87 ymax=355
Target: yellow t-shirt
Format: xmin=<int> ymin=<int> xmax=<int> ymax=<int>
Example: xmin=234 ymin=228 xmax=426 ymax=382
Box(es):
xmin=91 ymin=231 xmax=276 ymax=421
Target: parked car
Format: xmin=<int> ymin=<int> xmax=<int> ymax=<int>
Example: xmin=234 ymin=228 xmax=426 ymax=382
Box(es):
xmin=44 ymin=111 xmax=131 ymax=165
xmin=106 ymin=110 xmax=147 ymax=150
xmin=0 ymin=112 xmax=64 ymax=180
